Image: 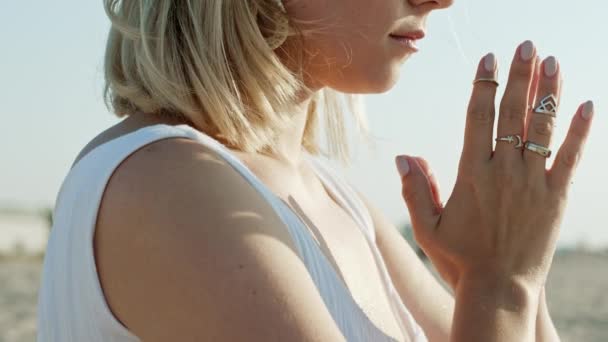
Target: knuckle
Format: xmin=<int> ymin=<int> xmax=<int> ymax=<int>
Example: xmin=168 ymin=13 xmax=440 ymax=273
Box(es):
xmin=509 ymin=59 xmax=534 ymax=79
xmin=500 ymin=105 xmax=526 ymax=121
xmin=511 ymin=64 xmax=534 ymax=78
xmin=532 ymin=120 xmax=554 ymax=137
xmin=570 ymin=125 xmax=587 ymax=140
xmin=402 ymin=186 xmax=419 ymax=203
xmin=492 ymin=160 xmax=528 ymax=191
xmin=496 ymin=167 xmax=515 ymax=187
xmin=468 ymin=110 xmax=494 ymax=124
xmin=559 ymin=148 xmax=580 ymax=168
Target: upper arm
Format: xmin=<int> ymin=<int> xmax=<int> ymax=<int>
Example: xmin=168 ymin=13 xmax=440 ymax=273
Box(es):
xmin=95 ymin=138 xmax=346 ymax=342
xmin=357 ymin=192 xmax=454 ymax=342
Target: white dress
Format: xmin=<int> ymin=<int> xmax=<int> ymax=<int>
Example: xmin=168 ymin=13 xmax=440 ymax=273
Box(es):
xmin=37 ymin=123 xmax=427 ymax=341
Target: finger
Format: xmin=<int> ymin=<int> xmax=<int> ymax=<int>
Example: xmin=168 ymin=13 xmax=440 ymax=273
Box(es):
xmin=524 ymin=55 xmax=542 ymax=139
xmin=496 ymin=40 xmax=537 ymax=158
xmin=414 ymin=157 xmax=444 ymax=210
xmin=529 ymin=55 xmax=542 ymax=106
xmin=549 ymin=101 xmax=594 ymax=190
xmin=395 ymin=156 xmax=441 ymax=234
xmin=462 ymin=53 xmax=498 ymax=163
xmin=524 ymin=56 xmax=561 ymax=168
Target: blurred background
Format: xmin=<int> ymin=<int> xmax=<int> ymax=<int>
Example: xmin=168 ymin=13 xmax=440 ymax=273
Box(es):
xmin=1 ymin=0 xmax=606 ymax=341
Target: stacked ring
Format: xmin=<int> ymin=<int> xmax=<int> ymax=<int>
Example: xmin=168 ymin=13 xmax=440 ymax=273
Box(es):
xmin=494 ymin=91 xmax=558 ymax=159
xmin=495 ymin=135 xmax=552 ymax=158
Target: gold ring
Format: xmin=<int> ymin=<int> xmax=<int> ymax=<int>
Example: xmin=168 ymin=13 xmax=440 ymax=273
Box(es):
xmin=524 ymin=141 xmax=552 ymax=158
xmin=473 ymin=78 xmax=499 ymax=87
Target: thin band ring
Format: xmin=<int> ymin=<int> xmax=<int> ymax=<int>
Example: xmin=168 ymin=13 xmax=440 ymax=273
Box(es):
xmin=495 ymin=134 xmax=524 ymax=149
xmin=473 ymin=78 xmax=500 ymax=87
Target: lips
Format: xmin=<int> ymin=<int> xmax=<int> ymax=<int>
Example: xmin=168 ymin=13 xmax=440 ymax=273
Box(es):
xmin=388 ymin=29 xmax=425 ymax=52
xmin=389 ymin=35 xmax=419 ymax=52
xmin=389 ymin=29 xmax=425 ymax=41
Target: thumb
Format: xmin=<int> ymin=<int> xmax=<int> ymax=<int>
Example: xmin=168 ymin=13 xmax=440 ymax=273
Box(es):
xmin=413 ymin=156 xmax=444 ymax=210
xmin=395 ymin=155 xmax=441 ymax=233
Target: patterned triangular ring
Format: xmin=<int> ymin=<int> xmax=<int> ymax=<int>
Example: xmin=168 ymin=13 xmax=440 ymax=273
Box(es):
xmin=534 ymin=94 xmax=558 ymax=117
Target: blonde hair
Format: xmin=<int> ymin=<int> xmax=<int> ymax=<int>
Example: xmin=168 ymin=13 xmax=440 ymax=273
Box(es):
xmin=103 ymin=0 xmax=367 ymax=161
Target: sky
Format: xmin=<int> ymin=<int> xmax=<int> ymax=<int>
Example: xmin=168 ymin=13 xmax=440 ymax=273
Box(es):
xmin=1 ymin=1 xmax=607 ymax=248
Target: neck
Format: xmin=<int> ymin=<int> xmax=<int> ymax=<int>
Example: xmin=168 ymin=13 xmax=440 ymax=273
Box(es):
xmin=266 ymin=45 xmax=325 ymax=168
xmin=269 ymin=93 xmax=315 ymax=167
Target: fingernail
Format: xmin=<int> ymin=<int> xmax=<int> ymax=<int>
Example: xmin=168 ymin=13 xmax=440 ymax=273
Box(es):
xmin=483 ymin=53 xmax=496 ymax=72
xmin=582 ymin=101 xmax=594 ymax=120
xmin=519 ymin=40 xmax=535 ymax=61
xmin=544 ymin=56 xmax=558 ymax=77
xmin=395 ymin=156 xmax=410 ymax=177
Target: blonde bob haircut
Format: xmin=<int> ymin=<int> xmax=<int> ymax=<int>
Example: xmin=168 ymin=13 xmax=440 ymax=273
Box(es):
xmin=103 ymin=0 xmax=367 ymax=161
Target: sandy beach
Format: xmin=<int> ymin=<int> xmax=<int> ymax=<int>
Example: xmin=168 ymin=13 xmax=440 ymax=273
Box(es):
xmin=1 ymin=252 xmax=607 ymax=341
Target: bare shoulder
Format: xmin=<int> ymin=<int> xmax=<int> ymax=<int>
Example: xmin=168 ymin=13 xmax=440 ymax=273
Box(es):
xmin=96 ymin=138 xmax=345 ymax=341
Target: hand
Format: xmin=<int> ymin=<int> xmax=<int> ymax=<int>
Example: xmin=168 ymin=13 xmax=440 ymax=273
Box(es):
xmin=395 ymin=41 xmax=595 ymax=292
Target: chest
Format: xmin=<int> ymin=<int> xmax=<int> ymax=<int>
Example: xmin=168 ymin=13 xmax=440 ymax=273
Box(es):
xmin=277 ymin=182 xmax=408 ymax=342
xmin=236 ymin=154 xmax=408 ymax=341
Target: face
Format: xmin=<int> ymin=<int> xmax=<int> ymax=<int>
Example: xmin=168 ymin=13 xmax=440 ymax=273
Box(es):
xmin=284 ymin=0 xmax=453 ymax=93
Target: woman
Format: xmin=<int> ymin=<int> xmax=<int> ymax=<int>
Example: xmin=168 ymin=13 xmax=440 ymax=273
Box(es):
xmin=37 ymin=0 xmax=594 ymax=341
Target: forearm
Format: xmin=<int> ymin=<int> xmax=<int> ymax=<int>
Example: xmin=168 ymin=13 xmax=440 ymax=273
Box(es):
xmin=451 ymin=275 xmax=539 ymax=342
xmin=536 ymin=287 xmax=560 ymax=342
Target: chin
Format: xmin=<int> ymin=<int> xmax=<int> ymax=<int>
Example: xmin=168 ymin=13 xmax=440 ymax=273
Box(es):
xmin=370 ymin=71 xmax=401 ymax=93
xmin=328 ymin=64 xmax=402 ymax=94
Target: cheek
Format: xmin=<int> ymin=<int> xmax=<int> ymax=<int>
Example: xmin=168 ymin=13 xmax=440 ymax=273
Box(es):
xmin=297 ymin=3 xmax=406 ymax=93
xmin=308 ymin=34 xmax=406 ymax=93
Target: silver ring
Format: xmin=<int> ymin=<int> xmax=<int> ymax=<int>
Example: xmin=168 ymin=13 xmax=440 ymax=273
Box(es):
xmin=495 ymin=134 xmax=524 ymax=148
xmin=534 ymin=94 xmax=558 ymax=117
xmin=524 ymin=141 xmax=552 ymax=158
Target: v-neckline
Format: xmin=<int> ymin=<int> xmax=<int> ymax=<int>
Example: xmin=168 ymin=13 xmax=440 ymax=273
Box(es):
xmin=175 ymin=124 xmax=366 ymax=293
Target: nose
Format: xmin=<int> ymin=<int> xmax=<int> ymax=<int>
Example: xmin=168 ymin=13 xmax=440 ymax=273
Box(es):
xmin=409 ymin=0 xmax=454 ymax=10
